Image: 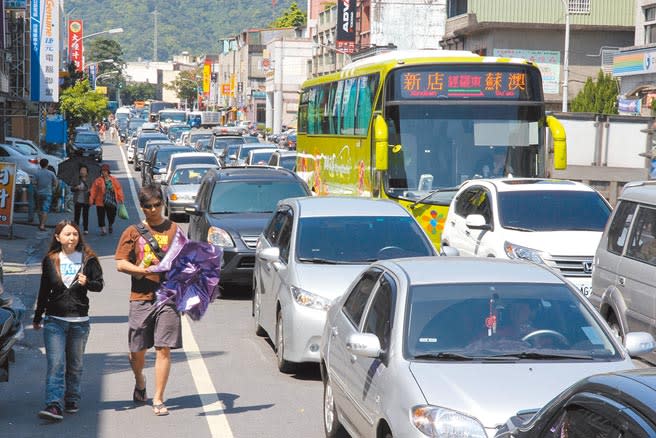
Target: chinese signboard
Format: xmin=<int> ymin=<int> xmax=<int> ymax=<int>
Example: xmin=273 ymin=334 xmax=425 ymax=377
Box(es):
xmin=398 ymin=69 xmax=530 ymax=100
xmin=336 ymin=0 xmax=355 ymax=54
xmin=0 ymin=163 xmax=16 ymax=227
xmin=68 ymin=20 xmax=83 ymax=72
xmin=493 ymin=49 xmax=561 ymax=95
xmin=30 ymin=0 xmax=60 ymax=102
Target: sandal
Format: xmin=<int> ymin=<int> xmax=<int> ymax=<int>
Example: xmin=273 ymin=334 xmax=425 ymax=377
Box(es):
xmin=152 ymin=403 xmax=169 ymax=416
xmin=133 ymin=382 xmax=147 ymax=404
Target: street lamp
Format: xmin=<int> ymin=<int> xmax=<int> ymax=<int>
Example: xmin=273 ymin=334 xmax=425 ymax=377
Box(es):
xmin=94 ymin=71 xmax=119 ymax=89
xmin=81 ymin=27 xmax=124 ymax=42
xmin=560 ymin=0 xmax=570 ymax=112
xmin=83 ymin=58 xmax=114 ymax=71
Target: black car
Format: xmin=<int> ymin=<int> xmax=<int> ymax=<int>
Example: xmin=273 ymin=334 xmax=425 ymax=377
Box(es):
xmin=141 ymin=145 xmax=191 ymax=186
xmin=70 ymin=131 xmax=103 ymax=161
xmin=185 ymin=166 xmax=311 ymax=291
xmin=495 ymin=368 xmax=656 ymax=437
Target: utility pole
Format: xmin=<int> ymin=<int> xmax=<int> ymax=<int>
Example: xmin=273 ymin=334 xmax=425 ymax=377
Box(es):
xmin=561 ymin=0 xmax=570 ymax=112
xmin=152 ymin=8 xmax=159 ymax=62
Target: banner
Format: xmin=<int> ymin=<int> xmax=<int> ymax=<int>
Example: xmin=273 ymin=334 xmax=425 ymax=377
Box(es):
xmin=68 ymin=19 xmax=83 ymax=72
xmin=30 ymin=0 xmax=60 ymax=102
xmin=336 ymin=0 xmax=355 ymax=54
xmin=203 ymin=60 xmax=211 ymax=96
xmin=0 ymin=163 xmax=16 ymax=227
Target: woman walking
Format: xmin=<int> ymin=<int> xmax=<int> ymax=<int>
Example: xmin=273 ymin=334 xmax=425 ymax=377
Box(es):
xmin=33 ymin=220 xmax=104 ymax=421
xmin=90 ymin=164 xmax=124 ymax=235
xmin=71 ymin=164 xmax=90 ymax=235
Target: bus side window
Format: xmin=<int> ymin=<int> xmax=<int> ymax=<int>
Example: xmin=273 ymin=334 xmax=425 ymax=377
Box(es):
xmin=341 ymin=78 xmax=357 ymax=135
xmin=355 ymin=75 xmax=377 ymax=136
xmin=331 ymin=81 xmax=344 ymax=135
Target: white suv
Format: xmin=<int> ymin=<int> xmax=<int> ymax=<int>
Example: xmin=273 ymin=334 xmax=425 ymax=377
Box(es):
xmin=441 ymin=178 xmax=611 ymax=296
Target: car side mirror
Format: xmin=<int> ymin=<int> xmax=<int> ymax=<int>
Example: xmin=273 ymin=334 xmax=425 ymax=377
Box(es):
xmin=465 ymin=214 xmax=490 ymax=230
xmin=346 ymin=333 xmax=382 ymax=358
xmin=624 ymin=332 xmax=656 ymax=356
xmin=184 ymin=205 xmax=201 ymax=216
xmin=258 ymin=246 xmax=280 ymax=262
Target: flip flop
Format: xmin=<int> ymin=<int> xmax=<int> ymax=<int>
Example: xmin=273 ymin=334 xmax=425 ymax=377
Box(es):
xmin=133 ymin=379 xmax=147 ymax=404
xmin=152 ymin=403 xmax=169 ymax=416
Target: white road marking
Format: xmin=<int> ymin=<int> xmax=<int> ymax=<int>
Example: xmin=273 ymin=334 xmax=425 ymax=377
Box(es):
xmin=119 ymin=143 xmax=234 ymax=437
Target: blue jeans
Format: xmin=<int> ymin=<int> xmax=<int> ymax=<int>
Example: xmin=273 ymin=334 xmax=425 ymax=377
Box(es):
xmin=43 ymin=318 xmax=90 ymax=407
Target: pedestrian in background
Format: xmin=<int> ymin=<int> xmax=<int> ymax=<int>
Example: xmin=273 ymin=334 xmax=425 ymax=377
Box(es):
xmin=90 ymin=164 xmax=124 ymax=236
xmin=115 ymin=184 xmax=182 ymax=417
xmin=33 ymin=220 xmax=104 ymax=422
xmin=34 ymin=158 xmax=58 ymax=231
xmin=71 ymin=164 xmax=90 ymax=235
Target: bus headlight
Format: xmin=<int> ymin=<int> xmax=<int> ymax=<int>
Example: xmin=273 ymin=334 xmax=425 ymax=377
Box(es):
xmin=412 ymin=405 xmax=486 ymax=438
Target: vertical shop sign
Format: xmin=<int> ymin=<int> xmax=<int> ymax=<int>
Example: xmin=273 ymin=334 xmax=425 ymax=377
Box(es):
xmin=68 ymin=20 xmax=83 ymax=72
xmin=30 ymin=0 xmax=59 ymax=102
xmin=336 ymin=0 xmax=355 ymax=54
xmin=0 ymin=163 xmax=16 ymax=227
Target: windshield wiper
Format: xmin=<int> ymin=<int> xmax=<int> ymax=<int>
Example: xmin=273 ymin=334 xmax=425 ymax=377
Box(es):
xmin=408 ymin=187 xmax=455 ymax=209
xmin=503 ymin=225 xmax=535 ymax=232
xmin=413 ymin=352 xmax=474 ymax=361
xmin=297 ymin=257 xmax=342 ymax=265
xmin=483 ymin=351 xmax=594 ymax=360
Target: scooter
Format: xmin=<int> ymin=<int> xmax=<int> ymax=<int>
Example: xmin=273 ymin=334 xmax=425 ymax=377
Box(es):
xmin=0 ymin=284 xmax=24 ymax=382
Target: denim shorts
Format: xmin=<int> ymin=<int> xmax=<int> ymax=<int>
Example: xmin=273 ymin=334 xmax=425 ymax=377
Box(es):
xmin=128 ymin=300 xmax=182 ymax=352
xmin=36 ymin=194 xmax=53 ymax=213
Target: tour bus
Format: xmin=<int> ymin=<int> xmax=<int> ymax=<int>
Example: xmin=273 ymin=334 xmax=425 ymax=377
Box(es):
xmin=296 ymin=49 xmax=567 ymax=247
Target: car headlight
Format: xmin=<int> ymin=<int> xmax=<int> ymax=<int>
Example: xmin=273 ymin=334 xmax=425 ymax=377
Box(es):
xmin=207 ymin=226 xmax=235 ymax=247
xmin=503 ymin=241 xmax=546 ymax=264
xmin=290 ymin=286 xmax=331 ymax=311
xmin=412 ymin=405 xmax=487 ymax=438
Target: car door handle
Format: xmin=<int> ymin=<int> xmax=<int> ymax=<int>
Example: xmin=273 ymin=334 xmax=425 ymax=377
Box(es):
xmin=465 ymin=230 xmax=471 ymax=236
xmin=618 ymin=276 xmax=626 ymax=286
xmin=331 ymin=327 xmax=338 ymax=337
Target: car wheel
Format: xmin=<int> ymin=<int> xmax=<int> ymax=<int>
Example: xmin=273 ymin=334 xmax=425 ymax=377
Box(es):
xmin=607 ymin=313 xmax=624 ymax=342
xmin=252 ymin=286 xmax=266 ymax=337
xmin=323 ymin=376 xmax=347 ymax=437
xmin=276 ymin=311 xmax=295 ymax=373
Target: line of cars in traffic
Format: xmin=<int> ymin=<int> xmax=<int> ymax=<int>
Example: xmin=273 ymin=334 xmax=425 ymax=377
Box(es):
xmin=122 ymin=118 xmax=656 ymax=436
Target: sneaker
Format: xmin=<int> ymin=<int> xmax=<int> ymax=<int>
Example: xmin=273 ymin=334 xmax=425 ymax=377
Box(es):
xmin=64 ymin=401 xmax=79 ymax=414
xmin=38 ymin=404 xmax=63 ymax=421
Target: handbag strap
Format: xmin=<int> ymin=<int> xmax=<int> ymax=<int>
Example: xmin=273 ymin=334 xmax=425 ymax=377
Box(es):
xmin=135 ymin=223 xmax=166 ymax=261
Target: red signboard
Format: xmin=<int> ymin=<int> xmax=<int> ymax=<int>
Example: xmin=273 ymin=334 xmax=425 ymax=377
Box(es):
xmin=68 ymin=20 xmax=84 ymax=72
xmin=0 ymin=163 xmax=16 ymax=227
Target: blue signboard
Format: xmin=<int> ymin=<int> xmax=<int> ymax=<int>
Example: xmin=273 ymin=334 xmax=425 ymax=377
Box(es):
xmin=5 ymin=1 xmax=27 ymax=9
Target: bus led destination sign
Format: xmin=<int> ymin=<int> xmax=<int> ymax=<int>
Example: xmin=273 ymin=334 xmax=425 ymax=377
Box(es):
xmin=400 ymin=70 xmax=530 ymax=100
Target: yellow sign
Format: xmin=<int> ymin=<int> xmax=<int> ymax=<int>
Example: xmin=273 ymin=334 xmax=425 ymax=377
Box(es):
xmin=0 ymin=162 xmax=16 ymax=226
xmin=96 ymin=86 xmax=108 ymax=95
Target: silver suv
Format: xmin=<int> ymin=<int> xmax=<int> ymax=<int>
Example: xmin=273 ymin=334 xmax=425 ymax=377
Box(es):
xmin=591 ymin=181 xmax=656 ymax=341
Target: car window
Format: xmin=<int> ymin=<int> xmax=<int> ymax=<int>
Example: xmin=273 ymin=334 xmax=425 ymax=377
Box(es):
xmin=342 ymin=269 xmax=382 ymax=328
xmin=279 ymin=156 xmax=296 ymax=171
xmin=626 ymin=206 xmax=656 ymax=265
xmin=362 ymin=274 xmax=395 ymax=351
xmin=607 ymin=200 xmax=637 ymax=255
xmin=296 ymin=216 xmax=434 ymax=262
xmin=209 ymin=181 xmax=308 ymax=214
xmin=548 ymin=404 xmax=644 ymax=438
xmin=277 ymin=212 xmax=294 ymax=263
xmin=498 ymin=190 xmax=611 ymax=231
xmin=455 ymin=186 xmax=485 ymax=218
xmin=407 ymin=283 xmax=620 ymax=359
xmin=264 ymin=210 xmax=289 ymax=245
xmin=75 ymin=133 xmax=100 ymax=143
xmin=9 ymin=143 xmax=36 ymax=155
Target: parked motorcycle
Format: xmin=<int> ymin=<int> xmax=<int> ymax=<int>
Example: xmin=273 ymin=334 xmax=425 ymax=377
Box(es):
xmin=0 ymin=280 xmax=24 ymax=382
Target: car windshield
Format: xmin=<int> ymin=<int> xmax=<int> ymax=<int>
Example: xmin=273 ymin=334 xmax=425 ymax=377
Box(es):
xmin=171 ymin=168 xmax=209 ymax=185
xmin=244 ymin=136 xmax=260 ymax=143
xmin=498 ymin=190 xmax=611 ymax=231
xmin=278 ymin=156 xmax=296 ymax=171
xmin=407 ymin=283 xmax=620 ymax=361
xmin=190 ymin=133 xmax=213 ymax=143
xmin=75 ymin=133 xmax=100 ymax=144
xmin=219 ymin=144 xmax=241 ymax=157
xmin=240 ymin=146 xmax=274 ymax=160
xmin=297 ymin=216 xmax=434 ymax=263
xmin=10 ymin=143 xmax=36 ymax=155
xmin=250 ymin=151 xmax=274 ymax=164
xmin=171 ymin=155 xmax=217 ymax=169
xmin=210 ymin=181 xmax=307 ymax=214
xmin=154 ymin=149 xmax=189 ymax=166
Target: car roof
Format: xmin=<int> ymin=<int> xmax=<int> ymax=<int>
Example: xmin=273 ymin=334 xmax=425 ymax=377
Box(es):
xmin=211 ymin=166 xmax=302 ymax=182
xmin=468 ymin=178 xmax=596 ymax=193
xmin=249 ymin=148 xmax=277 ymax=154
xmin=284 ymin=196 xmax=415 ymax=218
xmin=172 ymin=163 xmax=218 ymax=171
xmin=273 ymin=150 xmax=297 ymax=157
xmin=619 ymin=181 xmax=656 ymax=205
xmin=377 ymin=257 xmax=563 ymax=286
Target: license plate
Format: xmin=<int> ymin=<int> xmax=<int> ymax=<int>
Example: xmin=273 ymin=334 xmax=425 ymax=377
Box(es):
xmin=579 ymin=285 xmax=592 ymax=297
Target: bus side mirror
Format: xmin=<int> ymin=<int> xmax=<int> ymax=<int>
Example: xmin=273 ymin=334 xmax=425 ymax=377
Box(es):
xmin=546 ymin=115 xmax=567 ymax=170
xmin=374 ymin=114 xmax=388 ymax=171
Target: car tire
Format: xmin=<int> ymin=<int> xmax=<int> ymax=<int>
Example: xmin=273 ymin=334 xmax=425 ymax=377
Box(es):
xmin=252 ymin=287 xmax=266 ymax=337
xmin=323 ymin=376 xmax=347 ymax=437
xmin=276 ymin=311 xmax=295 ymax=373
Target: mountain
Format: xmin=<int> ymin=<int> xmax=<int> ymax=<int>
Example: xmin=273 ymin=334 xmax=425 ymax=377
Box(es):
xmin=66 ymin=0 xmax=303 ymax=61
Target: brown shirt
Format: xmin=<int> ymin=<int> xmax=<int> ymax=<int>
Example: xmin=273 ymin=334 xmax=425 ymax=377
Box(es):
xmin=115 ymin=219 xmax=178 ymax=301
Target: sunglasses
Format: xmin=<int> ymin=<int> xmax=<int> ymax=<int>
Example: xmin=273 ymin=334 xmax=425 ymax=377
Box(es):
xmin=141 ymin=202 xmax=162 ymax=209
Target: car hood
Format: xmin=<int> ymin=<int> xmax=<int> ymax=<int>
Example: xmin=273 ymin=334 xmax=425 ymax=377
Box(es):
xmin=409 ymin=359 xmax=633 ymax=430
xmin=502 ymin=230 xmax=602 ymax=256
xmin=207 ymin=212 xmax=271 ymax=236
xmin=294 ymin=264 xmax=367 ymax=300
xmin=169 ymin=184 xmax=200 ymax=196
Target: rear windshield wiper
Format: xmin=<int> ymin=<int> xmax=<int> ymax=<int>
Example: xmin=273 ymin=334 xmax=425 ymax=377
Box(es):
xmin=413 ymin=352 xmax=474 ymax=361
xmin=503 ymin=225 xmax=535 ymax=232
xmin=483 ymin=351 xmax=594 ymax=360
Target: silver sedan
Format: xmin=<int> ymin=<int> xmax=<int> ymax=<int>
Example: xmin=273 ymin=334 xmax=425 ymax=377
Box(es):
xmin=320 ymin=257 xmax=655 ymax=437
xmin=161 ymin=163 xmax=217 ymax=221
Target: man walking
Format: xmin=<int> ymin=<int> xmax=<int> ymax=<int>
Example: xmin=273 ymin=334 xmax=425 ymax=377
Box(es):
xmin=34 ymin=158 xmax=58 ymax=231
xmin=115 ymin=184 xmax=182 ymax=416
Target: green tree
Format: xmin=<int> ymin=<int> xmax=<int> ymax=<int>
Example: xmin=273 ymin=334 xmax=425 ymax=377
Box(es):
xmin=87 ymin=39 xmax=124 ymax=75
xmin=59 ymin=80 xmax=109 ymax=141
xmin=121 ymin=82 xmax=157 ymax=105
xmin=570 ymin=71 xmax=619 ymax=114
xmin=164 ymin=69 xmax=202 ymax=109
xmin=271 ymin=1 xmax=306 ymax=27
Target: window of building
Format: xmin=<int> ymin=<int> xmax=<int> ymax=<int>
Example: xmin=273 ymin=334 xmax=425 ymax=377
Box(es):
xmin=568 ymin=0 xmax=590 ymax=14
xmin=447 ymin=0 xmax=467 ymax=18
xmin=645 ymin=6 xmax=656 ymax=44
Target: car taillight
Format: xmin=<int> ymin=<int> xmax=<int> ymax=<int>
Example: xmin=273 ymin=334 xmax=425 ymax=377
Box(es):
xmin=29 ymin=158 xmax=39 ymax=164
